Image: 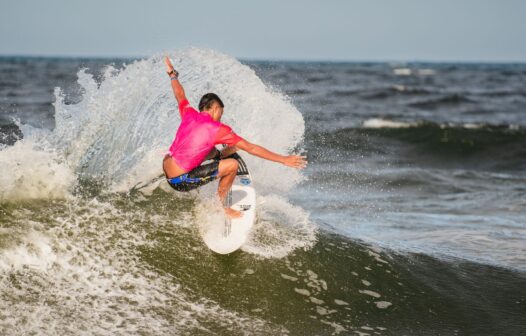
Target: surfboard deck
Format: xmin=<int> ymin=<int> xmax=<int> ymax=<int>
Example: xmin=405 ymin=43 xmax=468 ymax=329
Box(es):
xmin=202 ymin=154 xmax=256 ymax=254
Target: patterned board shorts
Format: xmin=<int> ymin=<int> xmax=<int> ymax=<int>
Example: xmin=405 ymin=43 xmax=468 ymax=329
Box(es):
xmin=166 ymin=160 xmax=219 ymax=192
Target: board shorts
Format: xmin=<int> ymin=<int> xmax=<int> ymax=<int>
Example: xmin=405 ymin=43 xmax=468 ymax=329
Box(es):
xmin=167 ymin=160 xmax=219 ymax=192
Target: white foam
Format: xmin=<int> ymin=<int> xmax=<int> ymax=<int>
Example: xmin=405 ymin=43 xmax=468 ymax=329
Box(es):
xmin=359 ymin=290 xmax=381 ymax=298
xmin=281 ymin=273 xmax=298 ymax=281
xmin=294 ymin=288 xmax=311 ymax=296
xmin=375 ymin=301 xmax=392 ymax=309
xmin=242 ymin=195 xmax=317 ymax=258
xmin=462 ymin=123 xmax=484 ymax=129
xmin=393 ymin=68 xmax=412 ymax=76
xmin=418 ymin=69 xmax=435 ymax=76
xmin=362 ymin=118 xmax=415 ymax=129
xmin=362 ymin=118 xmax=495 ymax=131
xmin=393 ymin=68 xmax=434 ymax=76
xmin=310 ymin=297 xmax=325 ymax=305
xmin=0 ymin=140 xmax=76 ymax=200
xmin=0 ymin=229 xmax=57 ymax=272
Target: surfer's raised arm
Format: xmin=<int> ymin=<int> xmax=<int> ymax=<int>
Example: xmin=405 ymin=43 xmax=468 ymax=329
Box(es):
xmin=164 ymin=56 xmax=187 ymax=106
xmin=235 ymin=139 xmax=307 ymax=169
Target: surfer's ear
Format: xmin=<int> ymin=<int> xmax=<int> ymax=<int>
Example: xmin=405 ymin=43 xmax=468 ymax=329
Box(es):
xmin=212 ymin=104 xmax=224 ymax=121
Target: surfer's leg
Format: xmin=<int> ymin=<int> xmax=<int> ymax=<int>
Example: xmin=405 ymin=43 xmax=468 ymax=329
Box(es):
xmin=216 ymin=158 xmax=242 ymax=218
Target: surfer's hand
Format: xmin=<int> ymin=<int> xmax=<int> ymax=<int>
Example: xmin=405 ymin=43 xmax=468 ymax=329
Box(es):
xmin=281 ymin=155 xmax=307 ymax=169
xmin=164 ymin=56 xmax=174 ymax=73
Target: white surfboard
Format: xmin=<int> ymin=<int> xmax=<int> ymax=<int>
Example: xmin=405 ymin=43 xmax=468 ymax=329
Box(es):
xmin=202 ymin=154 xmax=256 ymax=254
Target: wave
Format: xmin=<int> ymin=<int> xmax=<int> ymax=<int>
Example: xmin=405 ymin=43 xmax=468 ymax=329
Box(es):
xmin=468 ymin=89 xmax=526 ymax=98
xmin=362 ymin=85 xmax=433 ymax=99
xmin=1 ymin=190 xmax=523 ymax=335
xmin=307 ymin=119 xmax=526 ymax=169
xmin=408 ymin=94 xmax=474 ymax=109
xmin=360 ymin=119 xmax=526 ymax=149
xmin=0 ymin=194 xmax=288 ymax=335
xmin=331 ymin=85 xmax=433 ymax=99
xmin=328 ymin=86 xmax=525 ymax=102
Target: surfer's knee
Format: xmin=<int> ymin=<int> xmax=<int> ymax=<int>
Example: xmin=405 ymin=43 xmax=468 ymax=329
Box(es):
xmin=219 ymin=158 xmax=238 ymax=175
xmin=225 ymin=158 xmax=239 ymax=173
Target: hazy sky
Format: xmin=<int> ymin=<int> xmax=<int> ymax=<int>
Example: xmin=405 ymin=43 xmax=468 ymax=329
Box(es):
xmin=1 ymin=0 xmax=525 ymax=62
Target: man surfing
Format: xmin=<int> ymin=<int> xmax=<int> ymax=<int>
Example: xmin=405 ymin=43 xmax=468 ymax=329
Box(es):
xmin=162 ymin=56 xmax=306 ymax=218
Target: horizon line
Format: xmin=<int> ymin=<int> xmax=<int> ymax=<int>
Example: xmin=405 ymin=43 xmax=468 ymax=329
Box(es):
xmin=1 ymin=52 xmax=525 ymax=65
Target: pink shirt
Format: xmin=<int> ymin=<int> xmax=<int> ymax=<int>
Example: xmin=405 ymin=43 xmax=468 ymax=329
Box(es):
xmin=168 ymin=99 xmax=243 ymax=171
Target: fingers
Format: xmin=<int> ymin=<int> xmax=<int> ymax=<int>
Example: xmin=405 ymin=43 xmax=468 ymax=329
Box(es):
xmin=296 ymin=158 xmax=308 ymax=169
xmin=286 ymin=155 xmax=308 ymax=169
xmin=164 ymin=56 xmax=174 ymax=71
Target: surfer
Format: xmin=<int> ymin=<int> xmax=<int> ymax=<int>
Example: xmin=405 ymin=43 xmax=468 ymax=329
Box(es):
xmin=162 ymin=56 xmax=306 ymax=218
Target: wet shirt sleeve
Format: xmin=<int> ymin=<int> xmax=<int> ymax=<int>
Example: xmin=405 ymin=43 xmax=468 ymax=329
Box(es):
xmin=178 ymin=99 xmax=195 ymax=118
xmin=215 ymin=124 xmax=243 ymax=146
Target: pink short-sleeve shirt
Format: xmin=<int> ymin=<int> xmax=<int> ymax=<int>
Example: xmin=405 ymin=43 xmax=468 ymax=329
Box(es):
xmin=168 ymin=99 xmax=243 ymax=171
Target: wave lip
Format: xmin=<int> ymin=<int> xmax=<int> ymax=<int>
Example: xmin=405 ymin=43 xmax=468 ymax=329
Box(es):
xmin=361 ymin=117 xmax=526 ymax=132
xmin=360 ymin=119 xmax=526 ymax=156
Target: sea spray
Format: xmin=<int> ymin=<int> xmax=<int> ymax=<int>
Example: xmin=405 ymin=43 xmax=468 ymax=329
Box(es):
xmin=0 ymin=139 xmax=75 ymax=200
xmin=243 ymin=195 xmax=316 ymax=258
xmin=47 ymin=48 xmax=305 ymax=194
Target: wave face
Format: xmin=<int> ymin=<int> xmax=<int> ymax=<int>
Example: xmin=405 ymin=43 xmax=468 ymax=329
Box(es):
xmin=299 ymin=119 xmax=526 ymax=272
xmin=311 ymin=119 xmax=526 ymax=170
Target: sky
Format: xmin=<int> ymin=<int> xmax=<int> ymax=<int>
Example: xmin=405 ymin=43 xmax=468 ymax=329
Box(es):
xmin=1 ymin=0 xmax=525 ymax=62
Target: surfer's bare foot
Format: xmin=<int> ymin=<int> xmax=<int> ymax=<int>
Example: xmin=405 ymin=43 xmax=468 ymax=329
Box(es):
xmin=225 ymin=207 xmax=243 ymax=219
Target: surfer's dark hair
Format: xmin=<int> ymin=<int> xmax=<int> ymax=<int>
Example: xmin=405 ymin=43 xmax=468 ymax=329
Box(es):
xmin=199 ymin=93 xmax=224 ymax=111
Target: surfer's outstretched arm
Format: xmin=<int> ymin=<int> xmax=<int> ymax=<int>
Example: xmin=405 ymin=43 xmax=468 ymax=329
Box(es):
xmin=164 ymin=56 xmax=187 ymax=105
xmin=235 ymin=139 xmax=307 ymax=169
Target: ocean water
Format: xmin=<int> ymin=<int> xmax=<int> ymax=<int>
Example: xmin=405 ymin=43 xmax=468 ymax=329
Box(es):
xmin=0 ymin=50 xmax=525 ymax=335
